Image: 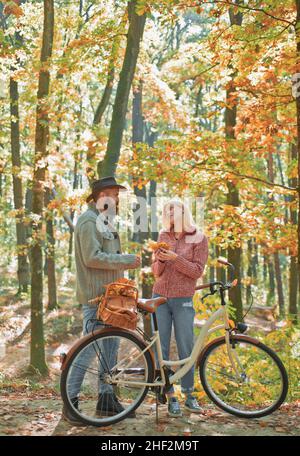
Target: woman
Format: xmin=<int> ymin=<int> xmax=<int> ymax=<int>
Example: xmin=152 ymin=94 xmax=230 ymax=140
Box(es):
xmin=151 ymin=199 xmax=209 ymax=417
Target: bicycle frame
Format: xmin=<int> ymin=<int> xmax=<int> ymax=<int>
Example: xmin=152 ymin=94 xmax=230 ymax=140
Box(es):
xmin=110 ymin=297 xmax=239 ymax=389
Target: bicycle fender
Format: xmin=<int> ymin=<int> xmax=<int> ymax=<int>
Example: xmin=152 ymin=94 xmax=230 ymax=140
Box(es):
xmin=60 ymin=327 xmax=156 ymax=377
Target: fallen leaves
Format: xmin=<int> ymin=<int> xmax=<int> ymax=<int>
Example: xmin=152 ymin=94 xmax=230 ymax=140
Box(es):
xmin=3 ymin=428 xmax=15 ymax=435
xmin=259 ymin=421 xmax=268 ymax=428
xmin=275 ymin=427 xmax=287 ymax=433
xmin=99 ymin=426 xmax=113 ymax=431
xmin=0 ymin=390 xmax=299 ymax=437
xmin=155 ymin=424 xmax=167 ymax=432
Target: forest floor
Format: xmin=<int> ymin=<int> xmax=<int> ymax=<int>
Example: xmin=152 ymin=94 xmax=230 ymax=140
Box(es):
xmin=0 ymin=280 xmax=300 ymax=437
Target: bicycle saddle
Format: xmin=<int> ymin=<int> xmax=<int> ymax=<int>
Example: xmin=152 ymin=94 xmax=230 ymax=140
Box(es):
xmin=137 ymin=296 xmax=167 ymax=313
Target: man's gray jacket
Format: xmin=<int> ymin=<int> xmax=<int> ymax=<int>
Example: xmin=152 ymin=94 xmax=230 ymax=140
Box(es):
xmin=75 ymin=202 xmax=136 ymax=305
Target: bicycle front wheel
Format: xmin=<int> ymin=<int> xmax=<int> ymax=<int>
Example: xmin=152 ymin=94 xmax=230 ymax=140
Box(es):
xmin=199 ymin=335 xmax=288 ymax=418
xmin=60 ymin=328 xmax=155 ymax=427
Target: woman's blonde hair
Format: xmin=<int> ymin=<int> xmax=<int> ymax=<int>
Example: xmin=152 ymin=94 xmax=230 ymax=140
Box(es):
xmin=161 ymin=199 xmax=197 ymax=233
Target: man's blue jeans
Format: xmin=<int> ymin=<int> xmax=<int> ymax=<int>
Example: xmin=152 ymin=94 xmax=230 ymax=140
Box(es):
xmin=151 ymin=293 xmax=196 ymax=394
xmin=67 ymin=305 xmax=119 ymax=399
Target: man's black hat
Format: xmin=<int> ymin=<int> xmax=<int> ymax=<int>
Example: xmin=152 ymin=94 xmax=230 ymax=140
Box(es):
xmin=86 ymin=176 xmax=128 ymax=203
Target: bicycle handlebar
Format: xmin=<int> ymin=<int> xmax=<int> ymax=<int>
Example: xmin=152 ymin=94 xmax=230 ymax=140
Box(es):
xmin=195 ymin=281 xmax=222 ymax=291
xmin=195 ymin=279 xmax=238 ymax=292
xmin=195 ymin=257 xmax=237 ymax=292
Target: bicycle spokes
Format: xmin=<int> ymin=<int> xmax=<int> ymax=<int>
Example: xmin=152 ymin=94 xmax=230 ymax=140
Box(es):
xmin=201 ymin=339 xmax=286 ymax=416
xmin=65 ymin=334 xmax=150 ymax=424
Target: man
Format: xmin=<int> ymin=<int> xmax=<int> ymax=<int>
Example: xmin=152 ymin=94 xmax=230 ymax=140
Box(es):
xmin=62 ymin=176 xmax=141 ymax=425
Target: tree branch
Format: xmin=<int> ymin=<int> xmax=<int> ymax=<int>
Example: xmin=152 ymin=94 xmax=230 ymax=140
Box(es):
xmin=185 ymin=162 xmax=298 ymax=192
xmin=186 ymin=1 xmax=296 ymax=26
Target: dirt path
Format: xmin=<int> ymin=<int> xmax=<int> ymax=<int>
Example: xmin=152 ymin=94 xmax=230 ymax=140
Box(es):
xmin=0 ymin=391 xmax=299 ymax=436
xmin=0 ymin=334 xmax=299 ymax=437
xmin=1 ymin=286 xmax=299 ymax=437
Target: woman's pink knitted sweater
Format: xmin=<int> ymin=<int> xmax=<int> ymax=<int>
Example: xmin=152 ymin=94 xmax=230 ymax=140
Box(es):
xmin=151 ymin=228 xmax=209 ymax=298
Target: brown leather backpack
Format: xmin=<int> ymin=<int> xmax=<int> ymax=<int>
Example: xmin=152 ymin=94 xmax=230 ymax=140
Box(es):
xmin=94 ymin=280 xmax=139 ymax=331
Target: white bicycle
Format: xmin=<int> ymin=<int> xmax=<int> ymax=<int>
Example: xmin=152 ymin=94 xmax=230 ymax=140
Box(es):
xmin=60 ymin=258 xmax=288 ymax=426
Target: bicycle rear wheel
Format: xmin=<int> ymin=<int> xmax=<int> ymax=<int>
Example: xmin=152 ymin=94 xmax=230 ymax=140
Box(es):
xmin=199 ymin=335 xmax=288 ymax=418
xmin=60 ymin=328 xmax=155 ymax=426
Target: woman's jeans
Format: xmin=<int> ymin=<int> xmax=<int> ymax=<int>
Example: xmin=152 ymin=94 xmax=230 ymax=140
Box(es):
xmin=152 ymin=293 xmax=196 ymax=395
xmin=67 ymin=305 xmax=119 ymax=399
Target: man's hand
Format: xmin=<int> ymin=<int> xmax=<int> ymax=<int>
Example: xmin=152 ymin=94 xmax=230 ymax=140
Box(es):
xmin=126 ymin=255 xmax=141 ymax=269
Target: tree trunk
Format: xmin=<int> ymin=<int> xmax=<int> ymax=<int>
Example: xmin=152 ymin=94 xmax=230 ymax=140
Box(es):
xmin=263 ymin=254 xmax=268 ymax=282
xmin=274 ymin=252 xmax=285 ymax=316
xmin=68 ymin=101 xmax=81 ymax=270
xmin=246 ymin=239 xmax=253 ymax=306
xmin=45 ymin=188 xmax=57 ymax=310
xmin=267 ymin=259 xmax=275 ymax=305
xmin=276 ymin=151 xmax=289 ymax=223
xmin=216 ymin=245 xmax=226 ymax=283
xmin=30 ymin=0 xmax=54 ymax=375
xmin=209 ymin=244 xmax=215 ymax=282
xmin=10 ymin=75 xmax=30 ymax=293
xmin=131 ymin=81 xmax=152 ymax=336
xmin=93 ymin=66 xmax=115 ymax=126
xmin=225 ymin=5 xmax=243 ymax=323
xmin=25 ymin=186 xmax=33 ymax=268
xmin=92 ymin=16 xmax=128 ymax=126
xmin=288 ymin=143 xmax=298 ymax=321
xmin=289 ymin=256 xmax=298 ymax=321
xmin=99 ymin=1 xmax=146 ymax=177
xmin=267 ymin=151 xmax=285 ymax=316
xmin=68 ymin=156 xmax=78 ymax=270
xmin=149 ymin=180 xmax=158 ymax=241
xmin=86 ymin=11 xmax=127 ymax=181
xmin=294 ymin=0 xmax=300 ymax=317
xmin=226 ymin=184 xmax=243 ymax=322
xmin=145 ymin=125 xmax=159 ymax=241
xmin=132 ymin=82 xmax=147 ymax=245
xmin=252 ymin=242 xmax=258 ymax=279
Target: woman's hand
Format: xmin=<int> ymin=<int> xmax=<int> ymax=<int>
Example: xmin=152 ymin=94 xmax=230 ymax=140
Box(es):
xmin=154 ymin=248 xmax=165 ymax=262
xmin=157 ymin=248 xmax=178 ymax=262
